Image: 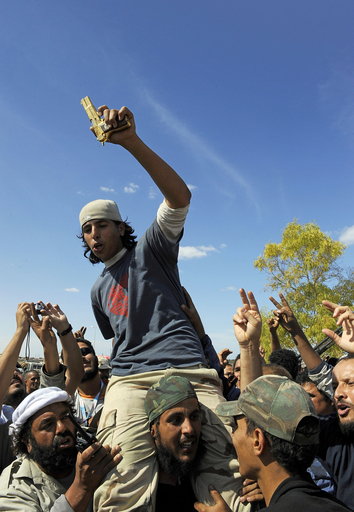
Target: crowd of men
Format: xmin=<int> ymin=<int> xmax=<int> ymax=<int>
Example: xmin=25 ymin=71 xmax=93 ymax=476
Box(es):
xmin=0 ymin=103 xmax=353 ymax=512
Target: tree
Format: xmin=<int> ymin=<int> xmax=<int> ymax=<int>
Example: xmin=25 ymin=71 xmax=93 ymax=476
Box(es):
xmin=255 ymin=219 xmax=353 ymax=352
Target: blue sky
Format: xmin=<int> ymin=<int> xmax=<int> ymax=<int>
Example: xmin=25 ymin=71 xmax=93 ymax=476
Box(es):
xmin=1 ymin=1 xmax=353 ymax=358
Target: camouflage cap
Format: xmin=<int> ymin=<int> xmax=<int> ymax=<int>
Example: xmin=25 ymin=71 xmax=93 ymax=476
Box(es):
xmin=216 ymin=375 xmax=319 ymax=446
xmin=144 ymin=376 xmax=197 ymax=424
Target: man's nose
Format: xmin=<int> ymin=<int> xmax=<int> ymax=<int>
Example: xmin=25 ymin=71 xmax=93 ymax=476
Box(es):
xmin=92 ymin=225 xmax=100 ymax=239
xmin=56 ymin=419 xmax=67 ymax=435
xmin=335 ymin=383 xmax=347 ymax=401
xmin=181 ymin=419 xmax=194 ymax=435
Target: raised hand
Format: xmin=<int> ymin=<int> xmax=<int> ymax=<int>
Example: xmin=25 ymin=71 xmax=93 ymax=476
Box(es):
xmin=217 ymin=348 xmax=233 ymax=368
xmin=233 ymin=289 xmax=262 ymax=347
xmin=322 ymin=301 xmax=354 ymax=354
xmin=269 ymin=293 xmax=300 ymax=334
xmin=25 ymin=302 xmax=57 ymax=348
xmin=74 ymin=326 xmax=87 ymax=339
xmin=267 ymin=316 xmax=279 ymax=333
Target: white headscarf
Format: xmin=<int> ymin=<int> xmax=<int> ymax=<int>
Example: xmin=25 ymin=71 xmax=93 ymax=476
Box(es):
xmin=9 ymin=386 xmax=72 ymax=436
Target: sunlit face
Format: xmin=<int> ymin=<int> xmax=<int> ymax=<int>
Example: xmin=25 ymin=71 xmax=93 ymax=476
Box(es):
xmin=151 ymin=398 xmax=201 ymax=464
xmin=232 ymin=416 xmax=259 ymax=480
xmin=78 ymin=342 xmax=98 ymax=382
xmin=83 ymin=219 xmax=125 ymax=262
xmin=333 ymin=359 xmax=354 ymax=428
xmin=27 ymin=402 xmax=76 ymax=456
xmin=25 ymin=372 xmax=40 ymax=394
xmin=301 ymin=381 xmax=334 ymax=416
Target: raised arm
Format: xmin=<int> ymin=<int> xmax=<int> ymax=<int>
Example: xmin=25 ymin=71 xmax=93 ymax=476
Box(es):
xmin=94 ymin=105 xmax=191 ymax=209
xmin=0 ymin=304 xmax=29 ymax=410
xmin=269 ymin=293 xmax=322 ymax=370
xmin=27 ymin=303 xmax=83 ymax=396
xmin=322 ymin=300 xmax=354 ymax=354
xmin=233 ymin=289 xmax=262 ymax=390
xmin=267 ymin=315 xmax=281 ymax=352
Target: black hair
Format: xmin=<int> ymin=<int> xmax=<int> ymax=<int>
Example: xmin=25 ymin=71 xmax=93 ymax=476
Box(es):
xmin=268 ymin=349 xmax=300 ymax=381
xmin=296 ymin=372 xmax=333 ymax=404
xmin=78 ymin=220 xmax=137 ymax=265
xmin=60 ymin=337 xmax=96 ymax=364
xmin=262 ymin=363 xmax=293 ymax=380
xmin=245 ymin=416 xmax=319 ymax=474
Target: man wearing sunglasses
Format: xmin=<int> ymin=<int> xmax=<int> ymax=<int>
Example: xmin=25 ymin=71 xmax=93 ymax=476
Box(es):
xmin=41 ymin=335 xmax=106 ymax=432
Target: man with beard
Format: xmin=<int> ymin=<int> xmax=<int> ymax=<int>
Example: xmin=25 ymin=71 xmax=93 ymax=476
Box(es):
xmin=144 ymin=375 xmax=202 ymax=512
xmin=41 ymin=337 xmax=106 ymax=431
xmin=2 ymin=365 xmax=27 ymax=417
xmin=0 ymin=387 xmax=121 ymax=512
xmin=144 ymin=376 xmax=262 ymax=512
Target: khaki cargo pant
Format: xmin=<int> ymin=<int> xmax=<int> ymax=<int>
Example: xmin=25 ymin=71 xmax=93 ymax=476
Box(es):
xmin=94 ymin=367 xmax=250 ymax=512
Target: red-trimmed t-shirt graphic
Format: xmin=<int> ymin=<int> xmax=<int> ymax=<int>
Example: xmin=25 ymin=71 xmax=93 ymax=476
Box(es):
xmin=107 ymin=272 xmax=129 ymax=317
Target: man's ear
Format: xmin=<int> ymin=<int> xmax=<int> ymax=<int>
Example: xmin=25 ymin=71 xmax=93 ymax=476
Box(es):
xmin=119 ymin=222 xmax=126 ymax=237
xmin=150 ymin=423 xmax=157 ymax=440
xmin=25 ymin=437 xmax=32 ymax=454
xmin=253 ymin=427 xmax=267 ymax=456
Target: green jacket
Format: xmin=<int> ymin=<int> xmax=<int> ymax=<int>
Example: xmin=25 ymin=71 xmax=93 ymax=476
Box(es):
xmin=0 ymin=455 xmax=76 ymax=512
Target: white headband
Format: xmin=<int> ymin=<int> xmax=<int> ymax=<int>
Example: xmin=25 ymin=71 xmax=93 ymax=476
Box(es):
xmin=9 ymin=387 xmax=72 ymax=436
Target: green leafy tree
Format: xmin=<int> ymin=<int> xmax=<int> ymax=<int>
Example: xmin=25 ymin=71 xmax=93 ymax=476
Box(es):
xmin=255 ymin=219 xmax=352 ymax=353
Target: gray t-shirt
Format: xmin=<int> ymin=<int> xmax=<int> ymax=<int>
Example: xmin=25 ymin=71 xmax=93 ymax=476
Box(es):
xmin=91 ymin=218 xmax=206 ymax=376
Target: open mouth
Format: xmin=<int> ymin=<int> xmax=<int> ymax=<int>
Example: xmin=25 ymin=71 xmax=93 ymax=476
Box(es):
xmin=93 ymin=243 xmax=103 ymax=252
xmin=337 ymin=403 xmax=352 ymax=417
xmin=58 ymin=437 xmax=73 ymax=449
xmin=179 ymin=439 xmax=196 ymax=451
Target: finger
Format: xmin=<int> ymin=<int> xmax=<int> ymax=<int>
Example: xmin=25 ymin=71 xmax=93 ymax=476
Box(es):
xmin=278 ymin=292 xmax=290 ymax=309
xmin=247 ymin=291 xmax=259 ymax=312
xmin=332 ymin=305 xmax=352 ymax=319
xmin=193 ymin=502 xmax=205 ymax=512
xmin=322 ymin=300 xmax=337 ymax=312
xmin=269 ymin=296 xmax=282 ymax=310
xmin=82 ymin=327 xmax=87 ymax=335
xmin=240 ymin=491 xmax=264 ymax=503
xmin=240 ymin=482 xmax=258 ymax=494
xmin=118 ymin=106 xmax=132 ymax=121
xmin=235 ymin=308 xmax=248 ymax=324
xmin=97 ymin=104 xmax=109 ymax=116
xmin=336 ymin=310 xmax=354 ymax=325
xmin=233 ymin=313 xmax=246 ymax=326
xmin=322 ymin=328 xmax=341 ymax=345
xmin=239 ymin=288 xmax=250 ymax=310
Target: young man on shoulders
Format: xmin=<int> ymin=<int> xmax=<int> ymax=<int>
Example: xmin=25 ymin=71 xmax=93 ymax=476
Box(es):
xmin=80 ymin=105 xmax=245 ymax=512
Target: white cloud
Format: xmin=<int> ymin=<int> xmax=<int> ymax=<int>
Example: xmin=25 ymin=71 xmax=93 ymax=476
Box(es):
xmin=141 ymin=90 xmax=260 ymax=214
xmin=179 ymin=245 xmax=218 ymax=260
xmin=225 ymin=286 xmax=236 ymax=291
xmin=100 ymin=187 xmax=115 ymax=193
xmin=339 ymin=225 xmax=354 ymax=245
xmin=148 ymin=187 xmax=157 ymax=199
xmin=187 ymin=184 xmax=197 ymax=191
xmin=65 ymin=288 xmax=80 ymax=293
xmin=124 ymin=183 xmax=139 ymax=194
xmin=77 ymin=191 xmax=84 ymax=195
xmin=220 ymin=244 xmax=227 ymax=249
